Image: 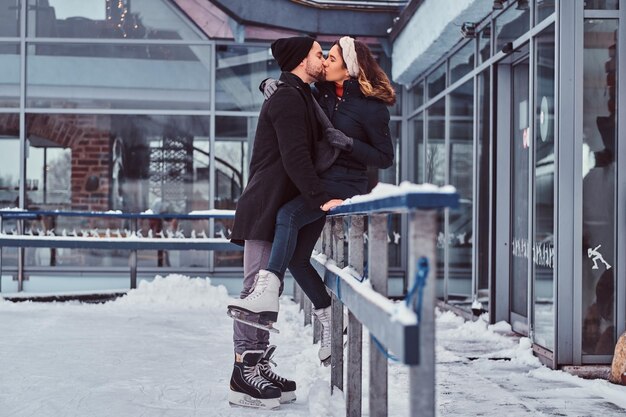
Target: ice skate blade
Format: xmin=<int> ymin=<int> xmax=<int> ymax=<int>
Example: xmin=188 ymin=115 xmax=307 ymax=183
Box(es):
xmin=280 ymin=391 xmax=297 ymax=403
xmin=227 ymin=309 xmax=280 ymax=334
xmin=228 ymin=391 xmax=280 ymax=410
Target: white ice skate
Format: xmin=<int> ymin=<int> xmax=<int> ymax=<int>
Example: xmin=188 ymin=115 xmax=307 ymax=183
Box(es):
xmin=313 ymin=305 xmax=332 ymax=365
xmin=227 ymin=270 xmax=281 ymax=333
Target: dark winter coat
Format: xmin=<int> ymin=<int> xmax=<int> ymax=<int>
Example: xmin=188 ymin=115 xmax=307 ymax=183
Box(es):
xmin=315 ymin=79 xmax=394 ymax=172
xmin=230 ymin=72 xmax=330 ymax=246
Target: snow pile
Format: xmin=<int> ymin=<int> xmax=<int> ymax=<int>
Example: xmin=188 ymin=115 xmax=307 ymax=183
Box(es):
xmin=342 ymin=181 xmax=457 ymax=206
xmin=110 ymin=274 xmax=230 ymax=310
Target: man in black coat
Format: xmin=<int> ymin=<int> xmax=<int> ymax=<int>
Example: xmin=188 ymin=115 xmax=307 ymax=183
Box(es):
xmin=227 ymin=37 xmax=339 ymax=409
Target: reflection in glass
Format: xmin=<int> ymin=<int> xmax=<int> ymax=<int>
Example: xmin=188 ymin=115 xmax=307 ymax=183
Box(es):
xmin=479 ymin=24 xmax=491 ymax=64
xmin=510 ymin=58 xmax=530 ymax=319
xmin=495 ymin=5 xmax=530 ymax=53
xmin=410 ymin=81 xmax=424 ymax=111
xmin=411 ymin=114 xmax=424 ymax=183
xmin=533 ymin=24 xmax=555 ymax=351
xmin=581 ymin=19 xmax=617 ymax=355
xmin=448 ymin=80 xmax=474 ymax=306
xmin=0 ymin=0 xmax=19 ymax=37
xmin=26 ymin=43 xmax=211 ymax=110
xmin=536 ymin=0 xmax=556 ymax=24
xmin=427 ymin=63 xmax=446 ymax=101
xmin=0 ymin=43 xmax=19 ymax=107
xmin=584 ymin=0 xmax=619 ymax=9
xmin=427 ymin=99 xmax=445 ymax=298
xmin=27 ymin=0 xmax=203 ymax=40
xmin=22 ymin=114 xmax=215 ymax=269
xmin=216 ymin=45 xmax=280 ymax=111
xmin=449 ymin=41 xmax=475 ymax=85
xmin=0 ymin=114 xmax=19 ymax=207
xmin=214 ymin=116 xmax=255 ymax=267
xmin=379 ymin=121 xmax=401 ymax=186
xmin=477 ymin=70 xmax=490 ymax=307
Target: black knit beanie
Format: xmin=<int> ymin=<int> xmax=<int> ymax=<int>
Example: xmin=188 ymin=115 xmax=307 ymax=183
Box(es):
xmin=271 ymin=36 xmax=315 ymax=72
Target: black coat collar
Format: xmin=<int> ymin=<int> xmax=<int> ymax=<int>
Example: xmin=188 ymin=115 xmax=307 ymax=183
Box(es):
xmin=317 ymin=78 xmax=362 ymax=98
xmin=279 ymin=72 xmax=312 ymax=93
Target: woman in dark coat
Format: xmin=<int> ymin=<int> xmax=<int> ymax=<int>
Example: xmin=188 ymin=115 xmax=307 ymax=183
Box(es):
xmin=230 ymin=37 xmax=396 ymax=364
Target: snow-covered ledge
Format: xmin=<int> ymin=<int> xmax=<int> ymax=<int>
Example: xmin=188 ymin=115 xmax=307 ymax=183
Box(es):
xmin=392 ymin=0 xmax=493 ymax=86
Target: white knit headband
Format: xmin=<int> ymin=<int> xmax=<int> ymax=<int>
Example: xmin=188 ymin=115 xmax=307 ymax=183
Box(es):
xmin=338 ymin=36 xmax=359 ymax=78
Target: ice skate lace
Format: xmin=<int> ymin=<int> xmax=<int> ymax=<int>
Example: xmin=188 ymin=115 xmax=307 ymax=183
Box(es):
xmin=244 ymin=364 xmax=273 ymax=389
xmin=259 ymin=359 xmax=287 ymax=383
xmin=247 ymin=273 xmax=269 ymax=300
xmin=315 ymin=309 xmax=331 ymax=349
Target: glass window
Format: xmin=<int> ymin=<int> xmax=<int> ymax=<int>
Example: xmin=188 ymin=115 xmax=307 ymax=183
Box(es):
xmin=581 ymin=19 xmax=618 ymax=356
xmin=533 ymin=24 xmax=556 ymax=351
xmin=26 ymin=0 xmax=203 ymax=40
xmin=427 ymin=99 xmax=446 ymax=299
xmin=23 ymin=113 xmax=213 ymax=269
xmin=25 ymin=114 xmax=211 ymax=213
xmin=0 ymin=43 xmax=19 ymax=107
xmin=216 ymin=44 xmax=279 ymax=112
xmin=449 ymin=41 xmax=475 ymax=85
xmin=427 ymin=63 xmax=446 ymax=101
xmin=495 ymin=3 xmax=530 ymax=53
xmin=26 ymin=43 xmax=211 ymax=110
xmin=379 ymin=121 xmax=401 ymax=186
xmin=0 ymin=0 xmax=20 ymax=37
xmin=448 ymin=80 xmax=474 ymax=305
xmin=411 ymin=113 xmax=424 ymax=183
xmin=409 ymin=81 xmax=424 ymax=111
xmin=0 ymin=113 xmax=20 ymax=207
xmin=584 ymin=0 xmax=619 ymax=9
xmin=510 ymin=57 xmax=530 ymax=319
xmin=536 ymin=0 xmax=556 ymax=24
xmin=214 ymin=116 xmax=256 ymax=268
xmin=479 ymin=23 xmax=492 ymax=64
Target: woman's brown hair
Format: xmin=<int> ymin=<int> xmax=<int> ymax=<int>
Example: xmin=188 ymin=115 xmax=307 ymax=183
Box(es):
xmin=334 ymin=39 xmax=396 ymax=106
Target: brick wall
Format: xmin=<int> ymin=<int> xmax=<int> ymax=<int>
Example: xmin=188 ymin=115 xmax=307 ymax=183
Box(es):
xmin=0 ymin=114 xmax=113 ymax=211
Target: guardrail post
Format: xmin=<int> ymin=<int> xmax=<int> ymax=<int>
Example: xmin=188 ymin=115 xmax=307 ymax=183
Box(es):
xmin=368 ymin=213 xmax=388 ymax=417
xmin=17 ymin=219 xmax=24 ymax=292
xmin=129 ymin=217 xmax=137 ymax=289
xmin=331 ymin=217 xmax=345 ymax=393
xmin=347 ymin=215 xmax=364 ymax=417
xmin=408 ymin=210 xmax=437 ymax=417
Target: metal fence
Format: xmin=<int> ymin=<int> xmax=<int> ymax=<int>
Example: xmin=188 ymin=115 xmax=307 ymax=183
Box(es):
xmin=295 ymin=191 xmax=458 ymax=417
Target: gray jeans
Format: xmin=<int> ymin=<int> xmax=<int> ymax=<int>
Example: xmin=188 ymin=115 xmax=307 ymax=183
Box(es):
xmin=233 ymin=240 xmax=272 ymax=354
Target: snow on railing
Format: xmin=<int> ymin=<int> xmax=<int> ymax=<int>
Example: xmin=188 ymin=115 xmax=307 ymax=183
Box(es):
xmin=298 ymin=182 xmax=458 ymax=417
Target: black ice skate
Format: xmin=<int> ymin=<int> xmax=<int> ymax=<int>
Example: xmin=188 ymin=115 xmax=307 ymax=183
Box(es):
xmin=229 ymin=350 xmax=281 ymax=410
xmin=227 ymin=270 xmax=281 ymax=333
xmin=258 ymin=345 xmax=297 ymax=404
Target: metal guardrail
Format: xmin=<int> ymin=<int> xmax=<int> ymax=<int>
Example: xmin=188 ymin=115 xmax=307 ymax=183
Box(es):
xmin=295 ymin=190 xmax=459 ymax=417
xmin=0 ymin=210 xmax=241 ymax=291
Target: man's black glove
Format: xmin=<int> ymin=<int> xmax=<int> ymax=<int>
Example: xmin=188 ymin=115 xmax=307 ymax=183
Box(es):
xmin=325 ymin=127 xmax=353 ymax=152
xmin=260 ymin=78 xmax=282 ymax=100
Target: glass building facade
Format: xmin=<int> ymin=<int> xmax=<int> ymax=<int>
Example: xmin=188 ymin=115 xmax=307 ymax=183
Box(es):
xmin=0 ymin=0 xmax=402 ymax=291
xmin=396 ymin=0 xmax=625 ymax=368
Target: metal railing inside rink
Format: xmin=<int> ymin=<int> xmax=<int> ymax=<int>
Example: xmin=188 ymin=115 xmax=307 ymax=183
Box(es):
xmin=0 ymin=210 xmax=241 ymax=292
xmin=296 ymin=189 xmax=458 ymax=417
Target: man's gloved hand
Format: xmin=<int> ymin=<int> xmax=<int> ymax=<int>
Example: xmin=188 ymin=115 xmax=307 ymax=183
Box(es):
xmin=260 ymin=78 xmax=282 ymax=100
xmin=325 ymin=127 xmax=353 ymax=152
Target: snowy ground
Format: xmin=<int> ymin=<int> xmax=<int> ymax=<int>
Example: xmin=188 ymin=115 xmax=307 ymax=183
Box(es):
xmin=0 ymin=275 xmax=625 ymax=417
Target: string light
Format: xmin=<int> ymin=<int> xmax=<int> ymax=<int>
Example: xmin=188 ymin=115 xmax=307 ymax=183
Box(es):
xmin=106 ymin=0 xmax=134 ymax=38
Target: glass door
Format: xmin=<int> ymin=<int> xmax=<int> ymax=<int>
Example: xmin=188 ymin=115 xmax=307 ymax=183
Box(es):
xmin=510 ymin=56 xmax=530 ymax=334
